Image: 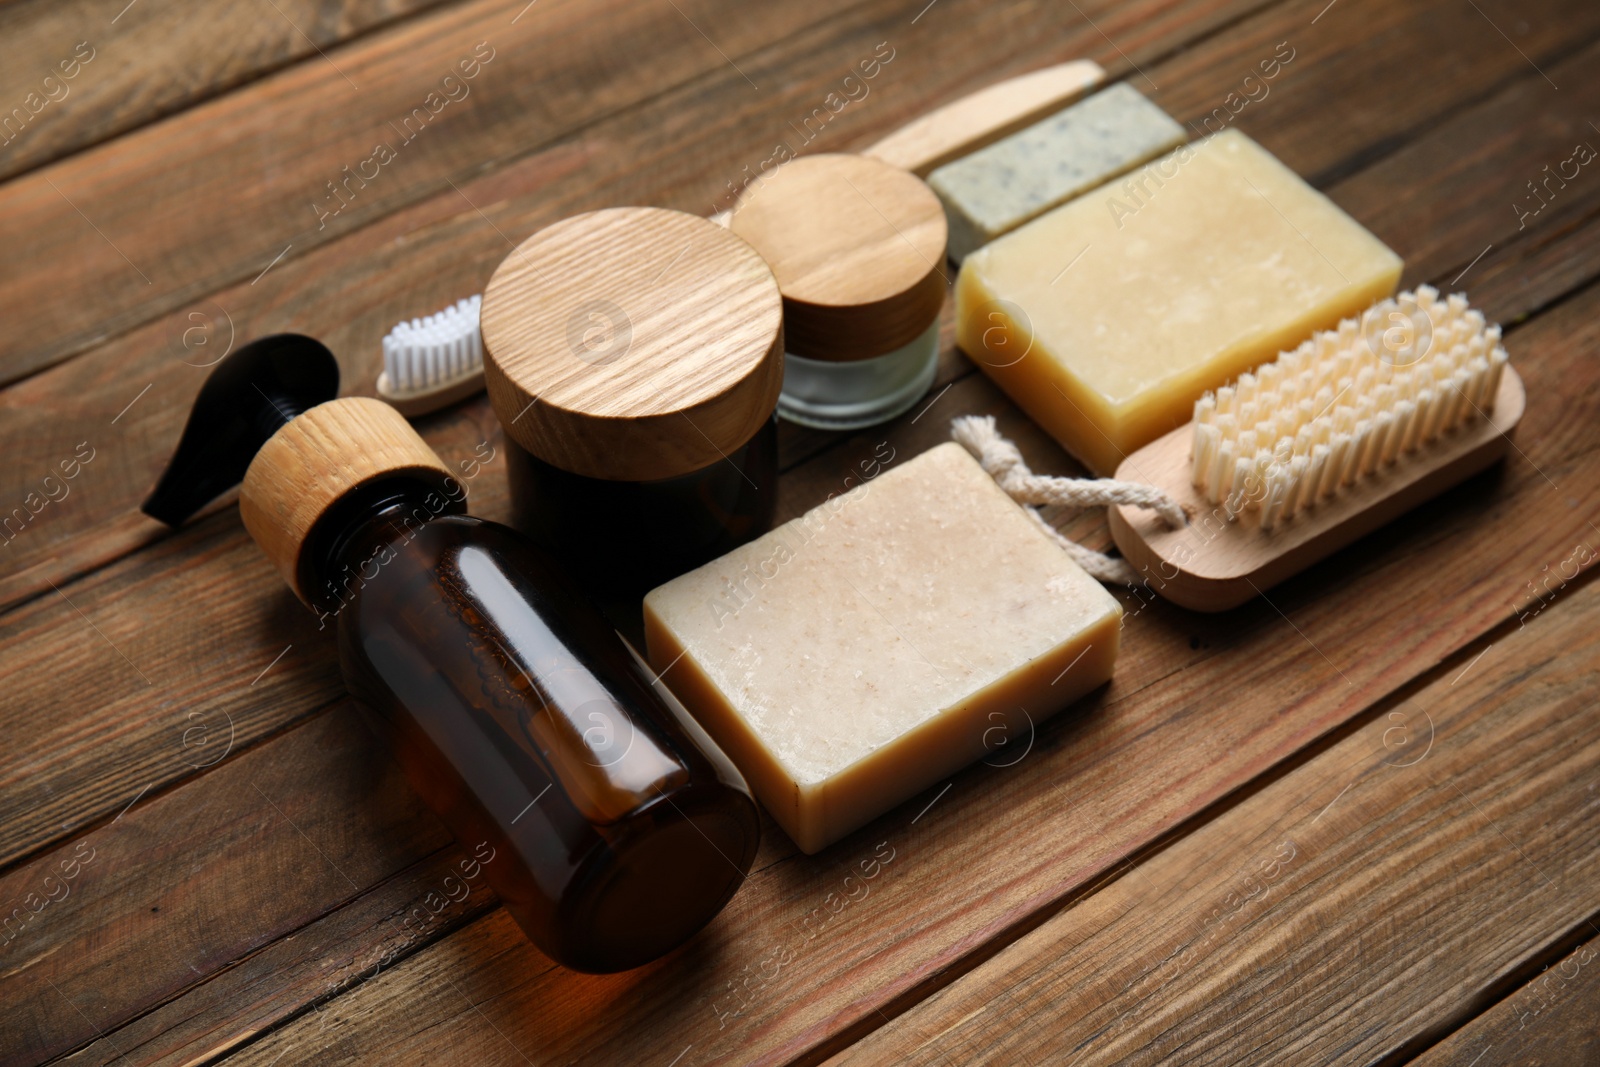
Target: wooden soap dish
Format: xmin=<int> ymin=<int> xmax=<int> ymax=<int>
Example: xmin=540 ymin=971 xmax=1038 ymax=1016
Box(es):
xmin=1108 ymin=367 xmax=1525 ymax=612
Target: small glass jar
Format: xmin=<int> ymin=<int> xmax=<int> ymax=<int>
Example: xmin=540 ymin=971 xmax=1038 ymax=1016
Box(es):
xmin=729 ymin=153 xmax=948 ymax=431
xmin=777 ymin=318 xmax=940 ymax=430
xmin=480 ymin=206 xmax=786 ymax=595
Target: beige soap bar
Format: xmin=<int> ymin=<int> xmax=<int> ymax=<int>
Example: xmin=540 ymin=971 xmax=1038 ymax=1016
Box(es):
xmin=957 ymin=129 xmax=1402 ymax=476
xmin=643 ymin=442 xmax=1121 ymax=854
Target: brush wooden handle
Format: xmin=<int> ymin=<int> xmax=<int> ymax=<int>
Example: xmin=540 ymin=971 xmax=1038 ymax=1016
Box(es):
xmin=863 ymin=59 xmax=1105 ymax=176
xmin=706 ymin=58 xmax=1106 ymax=227
xmin=1107 ymin=367 xmax=1527 ymax=612
xmin=376 ymin=369 xmax=486 ymax=417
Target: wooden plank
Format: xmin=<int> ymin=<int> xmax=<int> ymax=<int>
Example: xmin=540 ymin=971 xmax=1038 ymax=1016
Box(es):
xmin=1412 ymin=933 xmax=1600 ymax=1065
xmin=0 ymin=0 xmax=453 ymax=182
xmin=3 ymin=10 xmax=1599 ymax=1062
xmin=51 ymin=848 xmax=506 ymax=1067
xmin=6 ymin=4 xmax=1593 ymax=1062
xmin=36 ymin=712 xmax=798 ymax=1067
xmin=0 ymin=3 xmax=1279 ymax=1058
xmin=0 ymin=0 xmax=1301 ymax=866
xmin=4 ymin=0 xmax=1592 ymax=615
xmin=0 ymin=710 xmax=454 ymax=1067
xmin=0 ymin=0 xmax=870 ymax=385
xmin=1449 ymin=201 xmax=1600 ymax=328
xmin=1331 ymin=67 xmax=1599 ymax=292
xmin=5 ymin=0 xmax=1586 ymax=876
xmin=827 ymin=549 xmax=1600 ymax=1066
xmin=0 ymin=0 xmax=1274 ymax=606
xmin=0 ymin=0 xmax=1268 ymax=390
xmin=1148 ymin=0 xmax=1588 ymax=189
xmin=88 ymin=261 xmax=1600 ymax=1067
xmin=0 ymin=424 xmax=498 ymax=871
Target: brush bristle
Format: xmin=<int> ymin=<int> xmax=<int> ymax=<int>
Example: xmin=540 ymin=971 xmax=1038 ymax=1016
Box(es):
xmin=381 ymin=295 xmax=483 ymax=394
xmin=1189 ymin=286 xmax=1509 ymax=531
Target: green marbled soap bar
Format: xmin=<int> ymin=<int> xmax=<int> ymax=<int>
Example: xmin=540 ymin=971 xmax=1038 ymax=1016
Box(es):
xmin=929 ymin=82 xmax=1187 ymax=262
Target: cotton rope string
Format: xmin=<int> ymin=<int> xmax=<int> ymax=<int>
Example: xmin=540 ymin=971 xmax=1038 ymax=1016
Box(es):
xmin=951 ymin=415 xmax=1186 ymax=586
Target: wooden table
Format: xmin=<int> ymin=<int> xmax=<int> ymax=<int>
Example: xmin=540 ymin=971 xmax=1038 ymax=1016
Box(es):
xmin=3 ymin=0 xmax=1598 ymax=1063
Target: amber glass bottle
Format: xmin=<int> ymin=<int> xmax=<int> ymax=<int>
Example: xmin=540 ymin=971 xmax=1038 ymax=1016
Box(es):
xmin=306 ymin=477 xmax=759 ymax=972
xmin=143 ymin=336 xmax=760 ymax=974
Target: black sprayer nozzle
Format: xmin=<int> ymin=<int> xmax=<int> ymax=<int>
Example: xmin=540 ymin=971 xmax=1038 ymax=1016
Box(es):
xmin=141 ymin=334 xmax=340 ymax=527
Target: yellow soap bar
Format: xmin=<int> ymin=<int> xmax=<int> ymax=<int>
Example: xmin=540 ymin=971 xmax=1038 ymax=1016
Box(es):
xmin=957 ymin=129 xmax=1402 ymax=476
xmin=643 ymin=442 xmax=1121 ymax=854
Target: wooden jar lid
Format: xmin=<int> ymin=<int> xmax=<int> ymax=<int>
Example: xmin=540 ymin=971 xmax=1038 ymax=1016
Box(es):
xmin=729 ymin=154 xmax=947 ymax=363
xmin=480 ymin=206 xmax=785 ymax=483
xmin=239 ymin=397 xmax=455 ymax=604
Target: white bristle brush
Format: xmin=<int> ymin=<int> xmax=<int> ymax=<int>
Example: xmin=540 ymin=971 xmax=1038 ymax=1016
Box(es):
xmin=375 ymin=294 xmax=485 ymax=416
xmin=1108 ymin=286 xmax=1526 ymax=612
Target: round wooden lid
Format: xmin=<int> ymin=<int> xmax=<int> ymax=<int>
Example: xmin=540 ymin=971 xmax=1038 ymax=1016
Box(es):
xmin=729 ymin=154 xmax=947 ymax=363
xmin=480 ymin=206 xmax=784 ymax=482
xmin=239 ymin=397 xmax=456 ymax=604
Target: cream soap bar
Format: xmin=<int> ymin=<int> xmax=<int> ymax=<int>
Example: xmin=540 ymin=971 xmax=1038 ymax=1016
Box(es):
xmin=643 ymin=442 xmax=1121 ymax=854
xmin=930 ymin=83 xmax=1186 ymax=263
xmin=957 ymin=129 xmax=1403 ymax=476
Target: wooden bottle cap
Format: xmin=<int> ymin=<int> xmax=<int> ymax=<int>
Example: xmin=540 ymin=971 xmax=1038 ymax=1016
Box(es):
xmin=728 ymin=154 xmax=947 ymax=363
xmin=239 ymin=397 xmax=456 ymax=604
xmin=480 ymin=206 xmax=785 ymax=483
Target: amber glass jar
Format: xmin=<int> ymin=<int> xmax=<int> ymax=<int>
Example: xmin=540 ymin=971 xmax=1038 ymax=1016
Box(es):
xmin=503 ymin=416 xmax=776 ymax=594
xmin=481 ymin=206 xmax=785 ymax=595
xmin=146 ymin=347 xmax=760 ymax=973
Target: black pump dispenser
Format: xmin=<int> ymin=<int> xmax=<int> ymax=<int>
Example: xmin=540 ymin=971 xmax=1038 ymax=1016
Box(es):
xmin=141 ymin=333 xmax=339 ymax=527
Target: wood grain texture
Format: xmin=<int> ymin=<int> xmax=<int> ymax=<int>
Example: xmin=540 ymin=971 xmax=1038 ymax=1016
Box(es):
xmin=480 ymin=207 xmax=784 ymax=480
xmin=0 ymin=0 xmax=1588 ymax=970
xmin=1413 ymin=933 xmax=1600 ymax=1066
xmin=730 ymin=153 xmax=947 ymax=361
xmin=830 ymin=552 xmax=1600 ymax=1067
xmin=1144 ymin=0 xmax=1595 ymax=191
xmin=863 ymin=59 xmax=1106 ymax=175
xmin=104 ymin=276 xmax=1600 ymax=1067
xmin=0 ymin=710 xmax=453 ymax=1067
xmin=4 ymin=0 xmax=1600 ymax=1062
xmin=9 ymin=0 xmax=1587 ymax=883
xmin=53 ymin=842 xmax=501 ymax=1067
xmin=0 ymin=0 xmax=868 ymax=385
xmin=0 ymin=0 xmax=1575 ymax=615
xmin=0 ymin=0 xmax=1281 ymax=607
xmin=0 ymin=0 xmax=453 ymax=182
xmin=32 ymin=709 xmax=799 ymax=1067
xmin=1290 ymin=19 xmax=1600 ymax=292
